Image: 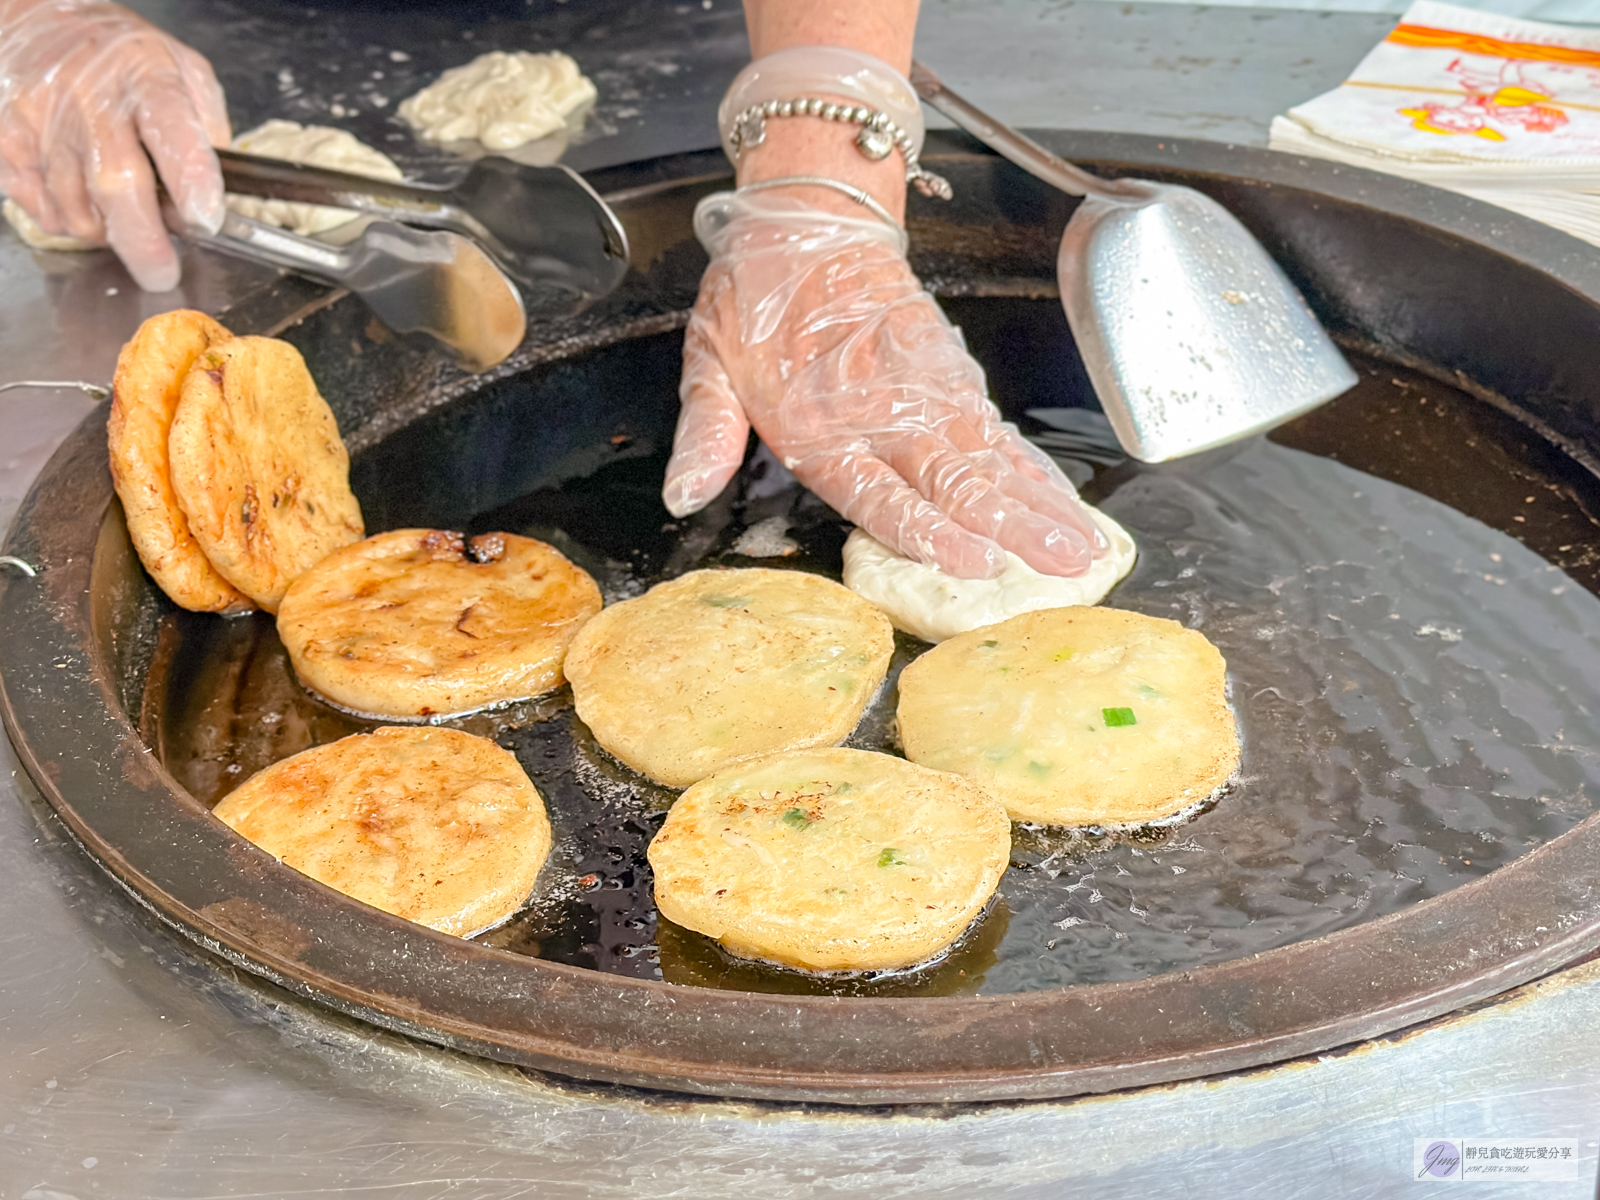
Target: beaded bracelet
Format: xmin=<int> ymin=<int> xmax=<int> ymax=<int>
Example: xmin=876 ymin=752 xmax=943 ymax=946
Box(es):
xmin=726 ymin=97 xmax=953 ymax=201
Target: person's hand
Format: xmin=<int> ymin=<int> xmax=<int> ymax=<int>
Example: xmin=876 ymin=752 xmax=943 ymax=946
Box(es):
xmin=0 ymin=0 xmax=229 ymax=290
xmin=663 ymin=189 xmax=1106 ymax=579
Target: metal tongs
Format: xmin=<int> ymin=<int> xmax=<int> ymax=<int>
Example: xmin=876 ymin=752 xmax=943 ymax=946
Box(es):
xmin=169 ymin=150 xmax=632 ymax=371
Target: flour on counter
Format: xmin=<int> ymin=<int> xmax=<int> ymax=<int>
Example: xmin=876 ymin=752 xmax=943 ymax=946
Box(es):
xmin=397 ymin=51 xmax=596 ymax=151
xmin=842 ymin=507 xmax=1138 ymax=643
xmin=227 ymin=120 xmax=404 ymax=237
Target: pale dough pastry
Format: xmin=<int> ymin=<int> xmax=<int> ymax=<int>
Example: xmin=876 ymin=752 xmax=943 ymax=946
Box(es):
xmin=649 ymin=747 xmax=1010 ymax=972
xmin=398 ymin=51 xmax=597 ymax=150
xmin=227 ymin=120 xmax=405 ymax=237
xmin=841 ymin=504 xmax=1137 ymax=643
xmin=3 ymin=197 xmax=95 ymax=251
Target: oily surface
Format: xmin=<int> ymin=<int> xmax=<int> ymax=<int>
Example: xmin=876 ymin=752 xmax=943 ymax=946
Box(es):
xmin=169 ymin=336 xmax=364 ymax=612
xmin=563 ymin=568 xmax=894 ymax=788
xmin=278 ymin=529 xmax=602 ymax=719
xmin=649 ymin=748 xmax=1011 ymax=972
xmin=898 ymin=606 xmax=1240 ymax=827
xmin=107 ymin=309 xmax=253 ymax=613
xmin=212 ymin=726 xmax=551 ymax=936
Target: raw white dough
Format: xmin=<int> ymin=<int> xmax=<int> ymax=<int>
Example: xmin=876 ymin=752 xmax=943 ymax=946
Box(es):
xmin=227 ymin=120 xmax=404 ymax=237
xmin=398 ymin=51 xmax=596 ymax=151
xmin=842 ymin=507 xmax=1138 ymax=643
xmin=3 ymin=198 xmax=96 ymax=251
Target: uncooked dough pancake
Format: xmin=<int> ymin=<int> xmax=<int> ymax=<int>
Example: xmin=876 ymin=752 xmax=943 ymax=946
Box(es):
xmin=842 ymin=505 xmax=1137 ymax=643
xmin=898 ymin=607 xmax=1239 ymax=828
xmin=212 ymin=726 xmax=551 ymax=936
xmin=649 ymin=747 xmax=1010 ymax=971
xmin=278 ymin=529 xmax=602 ymax=720
xmin=228 ymin=120 xmax=405 ymax=236
xmin=563 ymin=568 xmax=894 ymax=788
xmin=107 ymin=309 xmax=254 ymax=613
xmin=4 ymin=196 xmax=95 ymax=251
xmin=398 ymin=51 xmax=596 ymax=150
xmin=169 ymin=336 xmax=364 ymax=612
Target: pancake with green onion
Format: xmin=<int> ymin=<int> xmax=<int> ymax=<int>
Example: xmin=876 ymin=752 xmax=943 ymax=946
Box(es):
xmin=563 ymin=568 xmax=894 ymax=788
xmin=897 ymin=606 xmax=1238 ymax=828
xmin=648 ymin=747 xmax=1010 ymax=972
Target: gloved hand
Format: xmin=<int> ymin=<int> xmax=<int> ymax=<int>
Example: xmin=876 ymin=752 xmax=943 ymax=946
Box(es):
xmin=0 ymin=0 xmax=229 ymax=290
xmin=664 ymin=189 xmax=1106 ymax=579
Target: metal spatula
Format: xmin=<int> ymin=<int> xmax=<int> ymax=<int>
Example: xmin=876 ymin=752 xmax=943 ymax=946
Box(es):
xmin=216 ymin=149 xmax=629 ymax=310
xmin=910 ymin=62 xmax=1358 ymax=463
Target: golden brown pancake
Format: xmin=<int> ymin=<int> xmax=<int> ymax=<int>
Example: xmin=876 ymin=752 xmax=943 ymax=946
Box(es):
xmin=277 ymin=528 xmax=602 ymax=719
xmin=107 ymin=309 xmax=253 ymax=613
xmin=212 ymin=725 xmax=551 ymax=936
xmin=169 ymin=336 xmax=364 ymax=612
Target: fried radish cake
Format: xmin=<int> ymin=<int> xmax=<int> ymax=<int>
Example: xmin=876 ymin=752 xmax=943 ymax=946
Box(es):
xmin=649 ymin=748 xmax=1010 ymax=972
xmin=898 ymin=607 xmax=1238 ymax=828
xmin=107 ymin=310 xmax=254 ymax=613
xmin=278 ymin=529 xmax=602 ymax=720
xmin=212 ymin=726 xmax=550 ymax=936
xmin=563 ymin=568 xmax=894 ymax=788
xmin=169 ymin=336 xmax=364 ymax=612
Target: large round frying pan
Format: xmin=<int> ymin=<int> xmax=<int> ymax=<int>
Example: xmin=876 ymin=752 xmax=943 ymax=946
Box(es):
xmin=7 ymin=132 xmax=1600 ymax=1105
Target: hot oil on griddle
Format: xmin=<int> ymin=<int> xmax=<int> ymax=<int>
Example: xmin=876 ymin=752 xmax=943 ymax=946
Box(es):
xmin=151 ymin=313 xmax=1600 ymax=998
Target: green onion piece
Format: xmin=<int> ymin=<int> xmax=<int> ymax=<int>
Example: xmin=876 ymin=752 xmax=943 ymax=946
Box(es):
xmin=877 ymin=848 xmax=908 ymax=868
xmin=1103 ymin=706 xmax=1138 ymax=727
xmin=702 ymin=594 xmax=749 ymax=608
xmin=980 ymin=639 xmax=999 ymax=649
xmin=1052 ymin=646 xmax=1075 ymax=662
xmin=782 ymin=808 xmax=812 ymax=830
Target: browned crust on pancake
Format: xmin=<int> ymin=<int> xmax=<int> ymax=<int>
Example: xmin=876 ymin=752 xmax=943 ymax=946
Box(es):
xmin=107 ymin=310 xmax=254 ymax=613
xmin=277 ymin=528 xmax=603 ymax=719
xmin=211 ymin=725 xmax=551 ymax=935
xmin=169 ymin=336 xmax=364 ymax=612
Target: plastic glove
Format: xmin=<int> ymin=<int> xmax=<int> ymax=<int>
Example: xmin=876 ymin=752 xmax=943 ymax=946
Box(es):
xmin=664 ymin=190 xmax=1106 ymax=580
xmin=0 ymin=0 xmax=229 ymax=290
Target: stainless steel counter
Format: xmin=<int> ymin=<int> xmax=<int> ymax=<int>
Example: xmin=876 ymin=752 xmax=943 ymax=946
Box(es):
xmin=5 ymin=2 xmax=1599 ymax=1196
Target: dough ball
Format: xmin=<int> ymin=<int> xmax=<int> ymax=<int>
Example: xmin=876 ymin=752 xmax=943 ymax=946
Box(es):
xmin=3 ymin=197 xmax=96 ymax=251
xmin=214 ymin=726 xmax=550 ymax=936
xmin=564 ymin=568 xmax=894 ymax=788
xmin=398 ymin=51 xmax=596 ymax=150
xmin=278 ymin=529 xmax=602 ymax=720
xmin=842 ymin=505 xmax=1137 ymax=643
xmin=168 ymin=335 xmax=364 ymax=612
xmin=107 ymin=309 xmax=255 ymax=613
xmin=898 ymin=606 xmax=1239 ymax=828
xmin=228 ymin=120 xmax=405 ymax=237
xmin=649 ymin=747 xmax=1010 ymax=972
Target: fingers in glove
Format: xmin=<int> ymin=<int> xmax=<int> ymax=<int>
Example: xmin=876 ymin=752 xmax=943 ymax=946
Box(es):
xmin=881 ymin=433 xmax=1095 ymax=578
xmin=43 ymin=145 xmax=103 ymax=240
xmin=942 ymin=415 xmax=1108 ymax=553
xmin=663 ymin=322 xmax=752 ymax=518
xmin=87 ymin=117 xmax=179 ymax=291
xmin=135 ymin=74 xmax=224 ymax=235
xmin=805 ymin=450 xmax=1006 ymax=580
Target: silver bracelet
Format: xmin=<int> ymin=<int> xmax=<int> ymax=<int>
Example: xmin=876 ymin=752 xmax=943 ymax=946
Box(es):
xmin=727 ymin=97 xmax=953 ymax=201
xmin=737 ymin=175 xmax=904 ymax=233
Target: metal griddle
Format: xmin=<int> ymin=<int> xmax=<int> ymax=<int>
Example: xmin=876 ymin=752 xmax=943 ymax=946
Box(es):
xmin=8 ymin=135 xmax=1600 ymax=1105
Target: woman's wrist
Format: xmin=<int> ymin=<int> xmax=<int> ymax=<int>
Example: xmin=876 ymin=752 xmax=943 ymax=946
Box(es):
xmin=734 ymin=97 xmax=908 ymax=223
